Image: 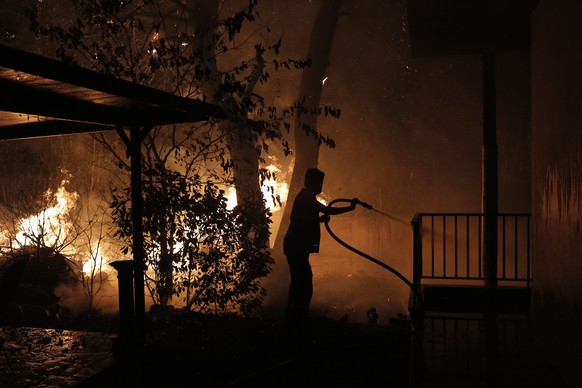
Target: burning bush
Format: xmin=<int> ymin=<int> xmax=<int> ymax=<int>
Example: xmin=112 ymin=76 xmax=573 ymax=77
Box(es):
xmin=0 ymin=247 xmax=80 ymax=326
xmin=0 ymin=176 xmax=120 ymax=323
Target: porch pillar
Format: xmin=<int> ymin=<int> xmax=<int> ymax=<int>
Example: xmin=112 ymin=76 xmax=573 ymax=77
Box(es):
xmin=482 ymin=53 xmax=498 ymax=288
xmin=129 ymin=125 xmax=147 ymax=346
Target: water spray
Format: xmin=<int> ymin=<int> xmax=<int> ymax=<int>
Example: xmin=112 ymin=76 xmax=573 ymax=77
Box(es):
xmin=324 ymin=198 xmax=423 ymax=304
xmin=353 ymin=199 xmax=409 ymax=227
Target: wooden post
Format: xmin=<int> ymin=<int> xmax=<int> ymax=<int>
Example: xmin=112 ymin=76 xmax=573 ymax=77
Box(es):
xmin=482 ymin=53 xmax=500 ymax=384
xmin=410 ymin=213 xmax=424 ymax=388
xmin=129 ymin=126 xmax=147 ymax=347
xmin=482 ymin=53 xmax=498 ymax=288
xmin=411 ymin=214 xmax=423 ymax=296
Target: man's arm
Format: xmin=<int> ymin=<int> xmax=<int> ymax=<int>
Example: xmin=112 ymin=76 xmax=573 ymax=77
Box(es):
xmin=320 ymin=198 xmax=360 ymax=217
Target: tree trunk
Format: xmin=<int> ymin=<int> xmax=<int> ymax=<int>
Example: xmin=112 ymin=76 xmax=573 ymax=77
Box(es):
xmin=191 ymin=0 xmax=264 ymax=212
xmin=273 ymin=0 xmax=341 ymax=254
xmin=157 ymin=217 xmax=174 ymax=305
xmin=229 ymin=130 xmax=263 ymax=208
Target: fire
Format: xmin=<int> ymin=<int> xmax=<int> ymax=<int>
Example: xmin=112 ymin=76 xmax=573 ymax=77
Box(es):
xmin=81 ymin=244 xmax=109 ymax=275
xmin=0 ymin=178 xmax=113 ymax=277
xmin=224 ymin=164 xmax=289 ymax=248
xmin=13 ymin=182 xmax=79 ymax=250
xmin=226 ymin=164 xmax=289 ymax=211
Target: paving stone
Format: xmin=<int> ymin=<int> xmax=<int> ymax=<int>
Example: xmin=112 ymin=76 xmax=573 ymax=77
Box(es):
xmin=0 ymin=327 xmax=114 ymax=387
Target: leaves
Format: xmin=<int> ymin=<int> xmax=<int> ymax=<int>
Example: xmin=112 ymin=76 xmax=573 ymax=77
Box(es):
xmin=27 ymin=0 xmax=342 ymax=315
xmin=109 ymin=160 xmax=273 ymax=314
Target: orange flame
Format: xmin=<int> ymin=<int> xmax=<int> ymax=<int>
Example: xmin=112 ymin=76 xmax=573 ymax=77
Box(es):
xmin=226 ymin=164 xmax=289 ymax=211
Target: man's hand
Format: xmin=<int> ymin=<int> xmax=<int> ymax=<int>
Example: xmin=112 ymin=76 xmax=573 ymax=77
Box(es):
xmin=352 ymin=198 xmax=372 ymax=210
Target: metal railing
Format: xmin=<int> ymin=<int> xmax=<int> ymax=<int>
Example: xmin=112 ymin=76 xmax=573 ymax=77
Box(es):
xmin=411 ymin=213 xmax=531 ymax=289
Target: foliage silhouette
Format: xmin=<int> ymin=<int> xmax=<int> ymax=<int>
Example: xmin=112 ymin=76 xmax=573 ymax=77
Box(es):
xmin=26 ymin=0 xmax=340 ymax=314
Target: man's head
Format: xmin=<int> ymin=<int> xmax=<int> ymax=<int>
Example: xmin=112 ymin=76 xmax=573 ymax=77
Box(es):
xmin=304 ymin=168 xmax=324 ymax=194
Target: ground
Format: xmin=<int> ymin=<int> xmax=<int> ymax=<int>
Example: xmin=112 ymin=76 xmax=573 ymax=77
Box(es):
xmin=1 ymin=308 xmax=411 ymax=387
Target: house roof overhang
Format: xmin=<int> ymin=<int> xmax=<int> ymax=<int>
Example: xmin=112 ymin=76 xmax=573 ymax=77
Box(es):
xmin=406 ymin=0 xmax=540 ymax=57
xmin=0 ymin=44 xmax=225 ymax=140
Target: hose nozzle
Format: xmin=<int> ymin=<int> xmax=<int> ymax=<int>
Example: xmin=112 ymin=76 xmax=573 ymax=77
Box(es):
xmin=357 ymin=200 xmax=373 ymax=210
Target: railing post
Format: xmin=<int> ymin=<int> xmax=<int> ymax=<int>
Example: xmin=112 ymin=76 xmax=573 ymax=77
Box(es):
xmin=410 ymin=214 xmax=425 ymax=388
xmin=482 ymin=52 xmax=499 ymax=289
xmin=411 ymin=214 xmax=423 ymax=300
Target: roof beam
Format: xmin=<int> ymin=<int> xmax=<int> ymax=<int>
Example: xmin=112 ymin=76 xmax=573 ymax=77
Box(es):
xmin=407 ymin=0 xmax=539 ymax=57
xmin=0 ymin=120 xmax=115 ymax=141
xmin=0 ymin=75 xmax=211 ymax=128
xmin=0 ymin=44 xmax=225 ymax=120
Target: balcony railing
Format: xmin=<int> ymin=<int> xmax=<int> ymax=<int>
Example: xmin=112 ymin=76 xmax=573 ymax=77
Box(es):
xmin=411 ymin=213 xmax=531 ymax=290
xmin=409 ymin=213 xmax=534 ymax=388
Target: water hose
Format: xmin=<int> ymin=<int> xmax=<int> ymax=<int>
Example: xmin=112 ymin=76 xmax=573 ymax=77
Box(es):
xmin=323 ymin=198 xmax=423 ymax=304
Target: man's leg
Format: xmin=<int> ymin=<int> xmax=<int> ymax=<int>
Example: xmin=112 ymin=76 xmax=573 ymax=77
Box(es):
xmin=285 ymin=252 xmax=312 ymax=340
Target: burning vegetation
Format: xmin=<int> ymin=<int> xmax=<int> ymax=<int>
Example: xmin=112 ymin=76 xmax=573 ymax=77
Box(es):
xmin=0 ymin=0 xmax=531 ymax=333
xmin=0 ymin=0 xmax=407 ymax=330
xmin=0 ymin=176 xmax=118 ymax=326
xmin=0 ymin=0 xmax=328 ymax=325
xmin=0 ymin=162 xmax=290 ymax=326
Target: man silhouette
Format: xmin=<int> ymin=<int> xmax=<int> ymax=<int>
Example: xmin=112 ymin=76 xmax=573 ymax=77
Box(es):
xmin=283 ymin=168 xmax=359 ymax=341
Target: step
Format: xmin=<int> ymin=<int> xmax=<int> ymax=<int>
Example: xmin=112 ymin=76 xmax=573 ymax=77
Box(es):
xmin=418 ymin=285 xmax=530 ymax=314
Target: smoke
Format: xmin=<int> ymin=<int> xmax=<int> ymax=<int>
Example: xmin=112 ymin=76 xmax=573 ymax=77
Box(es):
xmin=259 ymin=0 xmax=529 ymax=324
xmin=259 ymin=207 xmax=414 ymax=325
xmin=0 ymin=0 xmax=530 ymax=324
xmin=54 ymin=276 xmax=120 ymax=316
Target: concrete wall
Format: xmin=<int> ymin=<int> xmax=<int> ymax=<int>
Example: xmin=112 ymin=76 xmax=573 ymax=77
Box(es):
xmin=531 ymin=1 xmax=582 ymax=385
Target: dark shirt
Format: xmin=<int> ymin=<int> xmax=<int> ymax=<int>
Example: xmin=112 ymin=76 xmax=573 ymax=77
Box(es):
xmin=284 ymin=188 xmax=326 ymax=254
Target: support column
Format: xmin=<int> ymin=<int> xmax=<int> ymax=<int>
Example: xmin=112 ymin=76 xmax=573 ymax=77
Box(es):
xmin=482 ymin=53 xmax=498 ymax=288
xmin=482 ymin=53 xmax=500 ymax=386
xmin=129 ymin=126 xmax=146 ymax=347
